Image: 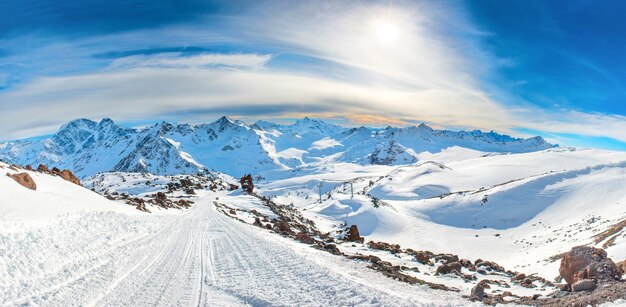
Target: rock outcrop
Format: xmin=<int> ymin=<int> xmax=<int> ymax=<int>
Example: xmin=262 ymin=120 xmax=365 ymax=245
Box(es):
xmin=345 ymin=225 xmax=364 ymax=243
xmin=240 ymin=174 xmax=254 ymax=194
xmin=559 ymin=246 xmax=621 ymax=287
xmin=7 ymin=172 xmax=37 ymax=190
xmin=59 ymin=169 xmax=81 ymax=186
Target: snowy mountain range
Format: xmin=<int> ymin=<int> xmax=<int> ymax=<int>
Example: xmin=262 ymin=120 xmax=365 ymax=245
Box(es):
xmin=0 ymin=116 xmax=555 ymax=178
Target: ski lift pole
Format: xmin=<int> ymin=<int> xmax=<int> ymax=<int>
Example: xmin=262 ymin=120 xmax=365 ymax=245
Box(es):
xmin=318 ymin=181 xmax=323 ymax=204
xmin=350 ymin=180 xmax=354 ymax=199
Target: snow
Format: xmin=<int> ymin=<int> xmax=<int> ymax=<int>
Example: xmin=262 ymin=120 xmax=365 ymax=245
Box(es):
xmin=252 ymin=147 xmax=626 ymax=282
xmin=309 ymin=137 xmax=342 ymax=150
xmin=0 ymin=171 xmax=478 ymax=306
xmin=0 ymin=162 xmax=140 ymax=224
xmin=0 ymin=117 xmax=555 ymax=178
xmin=4 ymin=117 xmax=626 ymax=305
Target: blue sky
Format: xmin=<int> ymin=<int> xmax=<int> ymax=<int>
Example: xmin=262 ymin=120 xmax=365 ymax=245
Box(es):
xmin=0 ymin=0 xmax=624 ymax=150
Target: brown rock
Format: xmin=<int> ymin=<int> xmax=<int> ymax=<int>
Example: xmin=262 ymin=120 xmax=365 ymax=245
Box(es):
xmin=7 ymin=172 xmax=37 ymax=190
xmin=572 ymin=279 xmax=596 ymax=292
xmin=434 ymin=254 xmax=459 ymax=264
xmin=24 ymin=165 xmax=33 ymax=171
xmin=512 ymin=273 xmax=526 ymax=281
xmin=559 ymin=246 xmax=621 ymax=286
xmin=51 ymin=167 xmax=62 ymax=175
xmin=345 ymin=225 xmax=364 ymax=243
xmin=436 ymin=261 xmax=463 ymax=275
xmin=37 ymin=164 xmax=50 ymax=173
xmin=296 ymin=232 xmax=316 ymax=244
xmin=240 ymin=174 xmax=254 ymax=193
xmin=459 ymin=259 xmax=473 ymax=268
xmin=470 ymin=283 xmax=485 ymax=301
xmin=414 ymin=251 xmax=431 ymax=264
xmin=59 ymin=169 xmax=81 ymax=186
xmin=273 ymin=219 xmax=292 ymax=234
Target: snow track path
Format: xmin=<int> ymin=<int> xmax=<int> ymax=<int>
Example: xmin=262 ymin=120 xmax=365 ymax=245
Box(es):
xmin=1 ymin=196 xmax=472 ymax=306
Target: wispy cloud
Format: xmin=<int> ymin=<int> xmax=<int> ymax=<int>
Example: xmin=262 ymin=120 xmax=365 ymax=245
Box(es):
xmin=107 ymin=53 xmax=272 ymax=70
xmin=0 ymin=1 xmax=624 ymax=149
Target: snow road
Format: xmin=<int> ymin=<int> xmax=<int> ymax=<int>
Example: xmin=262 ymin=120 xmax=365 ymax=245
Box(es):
xmin=1 ymin=194 xmax=473 ymax=306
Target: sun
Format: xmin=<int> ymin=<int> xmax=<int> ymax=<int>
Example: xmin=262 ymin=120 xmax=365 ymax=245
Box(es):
xmin=375 ymin=21 xmax=401 ymax=46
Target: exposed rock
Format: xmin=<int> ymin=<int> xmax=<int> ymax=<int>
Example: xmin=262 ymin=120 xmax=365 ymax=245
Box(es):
xmin=135 ymin=199 xmax=150 ymax=213
xmin=37 ymin=164 xmax=50 ymax=173
xmin=512 ymin=273 xmax=527 ymax=282
xmin=459 ymin=259 xmax=473 ymax=268
xmin=228 ymin=208 xmax=237 ymax=215
xmin=559 ymin=246 xmax=621 ymax=286
xmin=435 ymin=254 xmax=459 ymax=264
xmin=436 ymin=262 xmax=463 ymax=275
xmin=9 ymin=165 xmax=19 ymax=171
xmin=367 ymin=241 xmax=402 ymax=253
xmin=571 ymin=279 xmax=596 ymax=292
xmin=470 ymin=283 xmax=485 ymax=301
xmin=414 ymin=251 xmax=432 ymax=264
xmin=60 ymin=169 xmax=81 ymax=186
xmin=253 ymin=217 xmax=263 ymax=227
xmin=295 ymin=232 xmax=316 ymax=244
xmin=24 ymin=165 xmax=33 ymax=171
xmin=475 ymin=260 xmax=506 ymax=273
xmin=273 ymin=219 xmax=292 ymax=234
xmin=7 ymin=172 xmax=37 ymax=190
xmin=323 ymin=243 xmax=342 ymax=255
xmin=345 ymin=225 xmax=364 ymax=243
xmin=240 ymin=174 xmax=254 ymax=193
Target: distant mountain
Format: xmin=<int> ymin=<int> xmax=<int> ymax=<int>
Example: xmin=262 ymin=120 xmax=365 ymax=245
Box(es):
xmin=0 ymin=116 xmax=556 ymax=177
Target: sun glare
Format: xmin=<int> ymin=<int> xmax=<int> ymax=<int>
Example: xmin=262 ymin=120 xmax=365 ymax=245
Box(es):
xmin=375 ymin=22 xmax=401 ymax=46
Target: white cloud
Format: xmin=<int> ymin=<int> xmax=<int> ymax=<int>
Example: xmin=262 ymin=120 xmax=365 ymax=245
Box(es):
xmin=0 ymin=66 xmax=514 ymax=140
xmin=107 ymin=53 xmax=272 ymax=70
xmin=0 ymin=1 xmax=624 ymax=148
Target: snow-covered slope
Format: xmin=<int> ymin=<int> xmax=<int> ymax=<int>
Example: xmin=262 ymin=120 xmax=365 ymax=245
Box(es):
xmin=0 ymin=116 xmax=554 ymax=178
xmin=0 ymin=160 xmax=477 ymax=306
xmin=0 ymin=161 xmax=139 ymax=222
xmin=254 ymin=146 xmax=626 ymax=280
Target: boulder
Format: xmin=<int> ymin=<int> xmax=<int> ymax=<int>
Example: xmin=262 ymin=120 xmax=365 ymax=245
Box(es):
xmin=414 ymin=251 xmax=432 ymax=264
xmin=323 ymin=243 xmax=342 ymax=255
xmin=240 ymin=174 xmax=254 ymax=194
xmin=470 ymin=283 xmax=485 ymax=301
xmin=512 ymin=273 xmax=526 ymax=282
xmin=24 ymin=165 xmax=33 ymax=171
xmin=7 ymin=172 xmax=37 ymax=190
xmin=435 ymin=254 xmax=459 ymax=264
xmin=296 ymin=232 xmax=316 ymax=244
xmin=459 ymin=259 xmax=473 ymax=268
xmin=37 ymin=164 xmax=50 ymax=173
xmin=345 ymin=225 xmax=364 ymax=243
xmin=571 ymin=279 xmax=596 ymax=292
xmin=436 ymin=261 xmax=463 ymax=275
xmin=60 ymin=169 xmax=81 ymax=186
xmin=559 ymin=246 xmax=621 ymax=286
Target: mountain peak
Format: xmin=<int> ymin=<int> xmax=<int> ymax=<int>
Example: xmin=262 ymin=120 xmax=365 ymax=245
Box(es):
xmin=57 ymin=118 xmax=98 ymax=133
